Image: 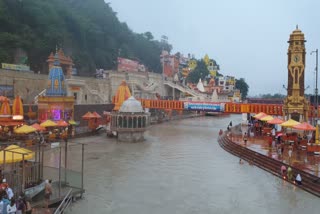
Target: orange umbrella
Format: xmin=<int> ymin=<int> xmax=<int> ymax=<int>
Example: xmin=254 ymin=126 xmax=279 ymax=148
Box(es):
xmin=267 ymin=118 xmax=284 ymax=125
xmin=56 ymin=120 xmax=69 ymax=127
xmin=92 ymin=111 xmax=102 ymax=119
xmin=31 ymin=123 xmax=46 ymax=131
xmin=293 ymin=122 xmax=316 ymax=131
xmin=82 ymin=112 xmax=95 ymax=120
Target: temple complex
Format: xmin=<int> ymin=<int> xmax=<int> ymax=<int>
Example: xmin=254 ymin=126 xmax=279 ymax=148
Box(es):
xmin=38 ymin=52 xmax=75 ymax=122
xmin=283 ymin=26 xmax=309 ymax=122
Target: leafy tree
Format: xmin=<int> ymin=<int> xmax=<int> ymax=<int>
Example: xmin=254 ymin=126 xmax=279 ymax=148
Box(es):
xmin=0 ymin=0 xmax=169 ymax=75
xmin=186 ymin=60 xmax=209 ymax=83
xmin=235 ymin=78 xmax=249 ymax=99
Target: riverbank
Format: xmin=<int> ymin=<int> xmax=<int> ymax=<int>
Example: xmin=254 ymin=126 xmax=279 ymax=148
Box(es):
xmin=219 ymin=124 xmax=320 ymax=197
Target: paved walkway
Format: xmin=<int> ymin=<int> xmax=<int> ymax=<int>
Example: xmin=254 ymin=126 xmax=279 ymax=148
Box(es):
xmin=229 ymin=125 xmax=320 ymax=177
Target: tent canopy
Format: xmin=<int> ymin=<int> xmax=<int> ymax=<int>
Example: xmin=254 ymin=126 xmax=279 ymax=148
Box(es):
xmin=14 ymin=125 xmax=37 ymax=134
xmin=82 ymin=112 xmax=95 ymax=120
xmin=253 ymin=112 xmax=267 ymax=120
xmin=293 ymin=122 xmax=316 ymax=131
xmin=267 ymin=118 xmax=284 ymax=125
xmin=280 ymin=119 xmax=301 ymax=127
xmin=40 ymin=120 xmax=57 ymax=127
xmin=31 ymin=123 xmax=46 ymax=131
xmin=0 ymin=145 xmax=34 ymax=164
xmin=260 ymin=115 xmax=274 ymax=122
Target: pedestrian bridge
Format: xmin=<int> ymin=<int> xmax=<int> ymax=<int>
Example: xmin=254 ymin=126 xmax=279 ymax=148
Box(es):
xmin=139 ymin=99 xmax=318 ymax=117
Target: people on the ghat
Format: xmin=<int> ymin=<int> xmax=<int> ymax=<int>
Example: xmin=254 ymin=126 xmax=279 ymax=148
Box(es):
xmin=44 ymin=179 xmax=53 ymax=209
xmin=281 ymin=165 xmax=287 ymax=176
xmin=243 ymin=132 xmax=248 ymax=145
xmin=287 ymin=167 xmax=293 ymax=181
xmin=229 ymin=121 xmax=232 ymax=127
xmin=239 ymin=158 xmax=244 ymax=164
xmin=6 ymin=198 xmax=16 ymax=214
xmin=296 ymin=173 xmax=302 ymax=185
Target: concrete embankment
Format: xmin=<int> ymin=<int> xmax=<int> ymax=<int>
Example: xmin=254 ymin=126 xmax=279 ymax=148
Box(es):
xmin=218 ymin=125 xmax=320 ymax=197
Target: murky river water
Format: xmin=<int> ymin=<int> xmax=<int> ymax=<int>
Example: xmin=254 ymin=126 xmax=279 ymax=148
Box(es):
xmin=65 ymin=115 xmax=320 ymax=214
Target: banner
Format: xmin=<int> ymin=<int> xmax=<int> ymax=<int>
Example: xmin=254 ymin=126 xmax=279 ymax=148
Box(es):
xmin=183 ymin=102 xmax=225 ymax=112
xmin=117 ymin=57 xmax=139 ymax=72
xmin=0 ymin=85 xmax=14 ymax=98
xmin=1 ymin=63 xmax=30 ymax=72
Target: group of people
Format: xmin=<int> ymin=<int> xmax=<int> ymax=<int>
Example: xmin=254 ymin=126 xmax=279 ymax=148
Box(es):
xmin=280 ymin=165 xmax=302 ymax=185
xmin=0 ymin=179 xmax=32 ymax=214
xmin=0 ymin=178 xmax=53 ymax=214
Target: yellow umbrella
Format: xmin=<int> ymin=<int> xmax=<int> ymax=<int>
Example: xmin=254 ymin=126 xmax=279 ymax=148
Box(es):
xmin=253 ymin=112 xmax=267 ymax=119
xmin=40 ymin=120 xmax=57 ymax=127
xmin=0 ymin=145 xmax=34 ymax=164
xmin=280 ymin=119 xmax=301 ymax=127
xmin=14 ymin=125 xmax=37 ymax=134
xmin=260 ymin=115 xmax=274 ymax=122
xmin=68 ymin=120 xmax=78 ymax=125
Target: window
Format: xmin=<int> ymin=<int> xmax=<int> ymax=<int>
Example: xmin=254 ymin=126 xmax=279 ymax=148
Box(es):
xmin=85 ymin=94 xmax=87 ymax=101
xmin=74 ymin=93 xmax=77 ymax=100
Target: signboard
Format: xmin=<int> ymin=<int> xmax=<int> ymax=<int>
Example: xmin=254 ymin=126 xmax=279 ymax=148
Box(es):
xmin=0 ymin=85 xmax=14 ymax=98
xmin=1 ymin=63 xmax=30 ymax=72
xmin=184 ymin=102 xmax=225 ymax=112
xmin=117 ymin=57 xmax=139 ymax=72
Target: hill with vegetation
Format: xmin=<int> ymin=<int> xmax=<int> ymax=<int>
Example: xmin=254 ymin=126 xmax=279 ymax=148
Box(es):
xmin=0 ymin=0 xmax=171 ymax=76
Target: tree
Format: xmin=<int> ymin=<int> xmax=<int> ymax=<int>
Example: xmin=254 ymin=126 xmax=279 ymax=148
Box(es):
xmin=186 ymin=60 xmax=209 ymax=83
xmin=235 ymin=78 xmax=249 ymax=99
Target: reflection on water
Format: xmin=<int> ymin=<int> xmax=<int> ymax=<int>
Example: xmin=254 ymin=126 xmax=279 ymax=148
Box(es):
xmin=67 ymin=115 xmax=320 ymax=214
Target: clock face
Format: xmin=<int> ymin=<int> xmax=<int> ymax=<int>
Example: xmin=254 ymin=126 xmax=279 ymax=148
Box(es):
xmin=293 ymin=55 xmax=300 ymax=62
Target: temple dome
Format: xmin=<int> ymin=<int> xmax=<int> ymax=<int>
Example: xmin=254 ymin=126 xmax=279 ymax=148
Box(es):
xmin=119 ymin=96 xmax=144 ymax=113
xmin=46 ymin=53 xmax=66 ymax=96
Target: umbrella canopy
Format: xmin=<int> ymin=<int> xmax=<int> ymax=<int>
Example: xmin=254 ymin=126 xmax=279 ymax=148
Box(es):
xmin=92 ymin=111 xmax=102 ymax=118
xmin=260 ymin=115 xmax=274 ymax=122
xmin=31 ymin=123 xmax=46 ymax=131
xmin=40 ymin=120 xmax=57 ymax=127
xmin=68 ymin=120 xmax=78 ymax=125
xmin=82 ymin=112 xmax=95 ymax=120
xmin=0 ymin=145 xmax=34 ymax=164
xmin=267 ymin=118 xmax=284 ymax=125
xmin=253 ymin=112 xmax=267 ymax=120
xmin=280 ymin=119 xmax=300 ymax=128
xmin=293 ymin=122 xmax=316 ymax=131
xmin=56 ymin=120 xmax=69 ymax=127
xmin=14 ymin=125 xmax=37 ymax=134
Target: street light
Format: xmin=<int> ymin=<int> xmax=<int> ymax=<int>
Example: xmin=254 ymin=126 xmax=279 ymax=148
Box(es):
xmin=311 ymin=49 xmax=318 ymax=125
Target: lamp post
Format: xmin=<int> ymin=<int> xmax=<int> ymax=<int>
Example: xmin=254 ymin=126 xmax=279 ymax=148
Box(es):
xmin=311 ymin=49 xmax=318 ymax=125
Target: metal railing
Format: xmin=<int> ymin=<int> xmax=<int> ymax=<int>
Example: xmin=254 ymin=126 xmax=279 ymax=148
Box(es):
xmin=34 ymin=89 xmax=47 ymax=104
xmin=54 ymin=188 xmax=73 ymax=214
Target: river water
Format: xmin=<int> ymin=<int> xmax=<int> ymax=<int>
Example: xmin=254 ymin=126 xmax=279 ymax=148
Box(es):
xmin=67 ymin=114 xmax=320 ymax=214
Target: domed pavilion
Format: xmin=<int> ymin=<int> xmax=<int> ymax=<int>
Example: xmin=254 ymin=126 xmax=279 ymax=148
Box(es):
xmin=111 ymin=85 xmax=150 ymax=142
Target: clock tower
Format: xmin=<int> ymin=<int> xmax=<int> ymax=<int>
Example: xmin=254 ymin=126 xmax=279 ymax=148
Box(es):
xmin=283 ymin=26 xmax=309 ymax=122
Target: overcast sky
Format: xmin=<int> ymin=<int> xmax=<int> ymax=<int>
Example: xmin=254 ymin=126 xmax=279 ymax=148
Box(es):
xmin=109 ymin=0 xmax=320 ymax=96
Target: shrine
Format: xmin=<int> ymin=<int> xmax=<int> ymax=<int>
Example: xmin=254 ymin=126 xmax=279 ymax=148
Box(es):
xmin=110 ymin=81 xmax=150 ymax=142
xmin=38 ymin=52 xmax=75 ymax=122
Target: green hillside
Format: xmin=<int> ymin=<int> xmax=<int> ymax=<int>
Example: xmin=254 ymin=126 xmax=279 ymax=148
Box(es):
xmin=0 ymin=0 xmax=171 ymax=75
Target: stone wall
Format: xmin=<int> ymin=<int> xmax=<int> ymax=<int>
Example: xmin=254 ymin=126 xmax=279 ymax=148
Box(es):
xmin=0 ymin=69 xmax=165 ymax=104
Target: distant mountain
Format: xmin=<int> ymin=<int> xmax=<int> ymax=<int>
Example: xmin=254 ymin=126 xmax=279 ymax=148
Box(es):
xmin=0 ymin=0 xmax=171 ymax=76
